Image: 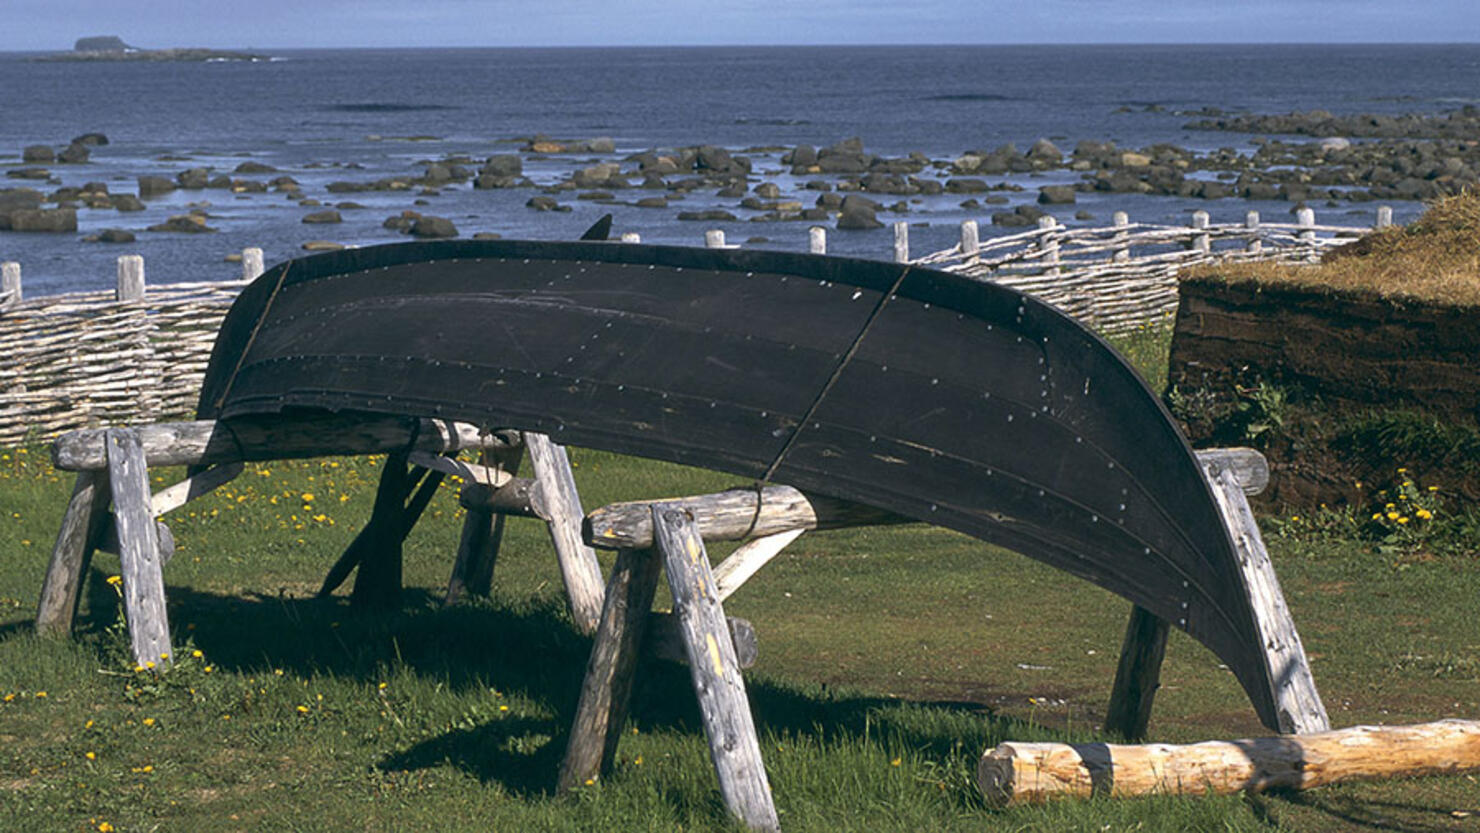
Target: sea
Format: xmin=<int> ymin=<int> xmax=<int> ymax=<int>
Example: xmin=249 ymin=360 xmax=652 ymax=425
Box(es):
xmin=2 ymin=44 xmax=1478 ymax=295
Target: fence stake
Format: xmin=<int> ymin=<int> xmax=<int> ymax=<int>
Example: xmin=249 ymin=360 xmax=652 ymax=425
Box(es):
xmin=960 ymin=219 xmax=980 ymax=260
xmin=620 ymin=232 xmax=641 ymax=243
xmin=809 ymin=225 xmax=826 ymax=254
xmin=1376 ymin=205 xmax=1393 ymax=229
xmin=1192 ymin=211 xmax=1211 ymax=254
xmin=116 ymin=255 xmax=146 ymax=301
xmin=1297 ymin=207 xmax=1316 ymax=243
xmin=1 ymin=261 xmax=19 ymax=305
xmin=1245 ymin=211 xmax=1262 ymax=256
xmin=1111 ymin=212 xmax=1130 ymax=263
xmin=705 ymin=229 xmax=727 ymax=249
xmin=893 ymin=221 xmax=909 ymax=263
xmin=1037 ymin=216 xmax=1060 ymax=276
xmin=241 ymin=248 xmax=265 ymax=281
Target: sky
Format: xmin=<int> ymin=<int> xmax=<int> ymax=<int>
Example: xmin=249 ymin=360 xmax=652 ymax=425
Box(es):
xmin=2 ymin=0 xmax=1478 ymax=50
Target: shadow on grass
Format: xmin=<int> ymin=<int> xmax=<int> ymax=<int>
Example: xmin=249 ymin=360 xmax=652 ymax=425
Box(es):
xmin=1252 ymin=789 xmax=1476 ymax=833
xmin=57 ymin=563 xmax=1045 ymax=798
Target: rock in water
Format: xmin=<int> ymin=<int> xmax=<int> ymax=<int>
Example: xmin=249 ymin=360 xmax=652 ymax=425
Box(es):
xmin=410 ymin=215 xmax=457 ymax=238
xmin=137 ymin=176 xmax=176 ymax=197
xmin=22 ymin=145 xmax=54 ymax=163
xmin=9 ymin=208 xmax=78 ymax=232
xmin=1037 ymin=185 xmax=1076 ymax=204
xmin=302 ymin=209 xmax=342 ymax=224
xmin=57 ymin=143 xmax=90 ymax=163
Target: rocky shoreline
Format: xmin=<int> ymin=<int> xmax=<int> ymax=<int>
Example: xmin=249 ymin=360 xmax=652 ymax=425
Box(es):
xmin=34 ymin=36 xmax=269 ymax=63
xmin=3 ymin=108 xmax=1474 ymax=250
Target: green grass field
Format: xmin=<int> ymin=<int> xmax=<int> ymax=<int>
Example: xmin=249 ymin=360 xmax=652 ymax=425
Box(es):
xmin=1 ymin=326 xmax=1477 ymax=832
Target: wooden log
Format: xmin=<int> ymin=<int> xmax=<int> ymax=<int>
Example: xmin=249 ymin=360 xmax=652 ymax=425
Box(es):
xmin=1102 ymin=605 xmax=1170 ymax=742
xmin=107 ymin=429 xmax=172 ymax=667
xmin=1 ymin=261 xmax=20 ymax=306
xmin=1111 ymin=212 xmax=1130 ymax=263
xmin=960 ymin=220 xmax=980 ymax=259
xmin=446 ymin=440 xmax=525 ymax=604
xmin=648 ymin=612 xmax=758 ymax=669
xmin=116 ymin=255 xmax=145 ymax=302
xmin=713 ymin=528 xmax=804 ymax=601
xmin=241 ymin=247 xmax=264 ymax=281
xmin=525 ymin=432 xmax=605 ymax=635
xmin=457 ymin=476 xmax=547 ymax=519
xmin=52 ymin=415 xmax=517 ymax=472
xmin=349 ymin=453 xmax=417 ymax=608
xmin=977 ymin=719 xmax=1480 ymax=805
xmin=558 ymin=546 xmax=663 ymax=794
xmin=653 ymin=504 xmax=778 ymax=831
xmin=35 ymin=470 xmax=112 ymax=636
xmin=408 ymin=449 xmax=515 ymax=488
xmin=585 ymin=484 xmax=908 ymax=550
xmin=149 ymin=462 xmax=243 ymax=516
xmin=1244 ymin=211 xmax=1263 ymax=255
xmin=1192 ymin=448 xmax=1268 ymax=496
xmin=1202 ymin=459 xmax=1329 ymax=734
xmin=97 ymin=518 xmax=175 ymax=565
xmin=1191 ymin=211 xmax=1211 ymax=254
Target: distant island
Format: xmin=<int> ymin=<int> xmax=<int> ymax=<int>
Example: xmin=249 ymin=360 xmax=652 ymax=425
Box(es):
xmin=35 ymin=35 xmax=269 ymax=62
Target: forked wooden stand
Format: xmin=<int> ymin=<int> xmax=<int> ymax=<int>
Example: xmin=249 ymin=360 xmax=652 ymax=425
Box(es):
xmin=35 ymin=411 xmax=1328 ymax=830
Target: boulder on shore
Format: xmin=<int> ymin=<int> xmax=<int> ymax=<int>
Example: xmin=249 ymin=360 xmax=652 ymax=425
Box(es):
xmin=1037 ymin=185 xmax=1077 ymax=204
xmin=58 ymin=143 xmax=90 ymax=164
xmin=22 ymin=145 xmax=55 ymax=163
xmin=147 ymin=214 xmax=216 ymax=233
xmin=137 ymin=176 xmax=176 ymax=197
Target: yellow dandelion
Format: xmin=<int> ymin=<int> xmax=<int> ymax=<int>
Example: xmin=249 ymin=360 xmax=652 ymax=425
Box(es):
xmin=204 ymin=665 xmax=214 ymax=673
xmin=106 ymin=575 xmax=123 ymax=587
xmin=35 ymin=691 xmax=46 ymax=698
xmin=98 ymin=823 xmax=114 ymax=833
xmin=84 ymin=719 xmax=93 ymax=729
xmin=634 ymin=755 xmax=643 ymax=765
xmin=1387 ymin=511 xmax=1400 ymax=521
xmin=301 ymin=492 xmax=314 ymax=502
xmin=142 ymin=717 xmax=155 ymax=726
xmin=499 ymin=704 xmax=509 ymax=712
xmin=85 ymin=751 xmax=96 ymax=761
xmin=1417 ymin=508 xmax=1433 ymax=520
xmin=584 ymin=778 xmax=595 ymax=786
xmin=192 ymin=649 xmax=204 ymax=659
xmin=1398 ymin=516 xmax=1410 ymax=524
xmin=296 ymin=705 xmax=310 ymax=714
xmin=4 ymin=693 xmax=15 ymax=702
xmin=891 ymin=757 xmax=902 ymax=767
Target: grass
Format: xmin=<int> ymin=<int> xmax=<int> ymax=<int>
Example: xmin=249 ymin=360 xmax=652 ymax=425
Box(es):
xmin=1184 ymin=190 xmax=1480 ymax=308
xmin=1 ymin=327 xmax=1478 ymax=832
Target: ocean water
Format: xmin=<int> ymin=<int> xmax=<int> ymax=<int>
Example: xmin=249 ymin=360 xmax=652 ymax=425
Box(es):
xmin=2 ymin=44 xmax=1478 ymax=294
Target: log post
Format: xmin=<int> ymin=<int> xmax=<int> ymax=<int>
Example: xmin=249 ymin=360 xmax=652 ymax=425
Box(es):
xmin=1111 ymin=212 xmax=1130 ymax=263
xmin=1297 ymin=206 xmax=1317 ymax=255
xmin=712 ymin=529 xmax=804 ymax=601
xmin=525 ymin=432 xmax=605 ymax=635
xmin=1 ymin=261 xmax=20 ymax=306
xmin=35 ymin=470 xmax=112 ymax=636
xmin=558 ymin=546 xmax=663 ymax=793
xmin=960 ymin=219 xmax=980 ymax=261
xmin=1202 ymin=458 xmax=1329 ymax=734
xmin=584 ymin=484 xmax=906 ymax=550
xmin=647 ymin=612 xmax=758 ymax=669
xmin=1191 ymin=210 xmax=1211 ymax=255
xmin=1037 ymin=216 xmax=1060 ymax=276
xmin=107 ymin=429 xmax=172 ymax=667
xmin=241 ymin=247 xmax=265 ymax=281
xmin=1375 ymin=205 xmax=1393 ymax=229
xmin=1102 ymin=605 xmax=1170 ymax=741
xmin=344 ymin=453 xmax=432 ymax=607
xmin=116 ymin=255 xmax=145 ymax=301
xmin=1244 ymin=210 xmax=1262 ymax=255
xmin=446 ymin=439 xmax=525 ymax=605
xmin=809 ymin=225 xmax=826 ymax=254
xmin=978 ymin=719 xmax=1480 ymax=805
xmin=893 ymin=221 xmax=909 ymax=263
xmin=620 ymin=232 xmax=641 ymax=243
xmin=653 ymin=504 xmax=779 ymax=832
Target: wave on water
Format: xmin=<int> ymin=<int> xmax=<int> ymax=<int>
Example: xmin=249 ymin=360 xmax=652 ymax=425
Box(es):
xmin=924 ymin=93 xmax=1017 ymax=102
xmin=733 ymin=117 xmax=812 ymax=125
xmin=326 ymin=103 xmax=461 ymax=113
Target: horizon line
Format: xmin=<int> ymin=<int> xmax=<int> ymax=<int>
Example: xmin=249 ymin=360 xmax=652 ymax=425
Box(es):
xmin=4 ymin=40 xmax=1480 ymax=53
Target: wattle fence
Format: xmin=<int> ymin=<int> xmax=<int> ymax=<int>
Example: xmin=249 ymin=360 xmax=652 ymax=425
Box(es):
xmin=0 ymin=206 xmax=1390 ymax=446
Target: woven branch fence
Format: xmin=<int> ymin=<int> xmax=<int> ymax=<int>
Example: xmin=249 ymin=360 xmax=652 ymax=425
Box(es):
xmin=0 ymin=207 xmax=1388 ymax=446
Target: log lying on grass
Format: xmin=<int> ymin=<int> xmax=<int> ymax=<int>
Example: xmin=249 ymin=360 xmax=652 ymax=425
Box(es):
xmin=977 ymin=719 xmax=1480 ymax=805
